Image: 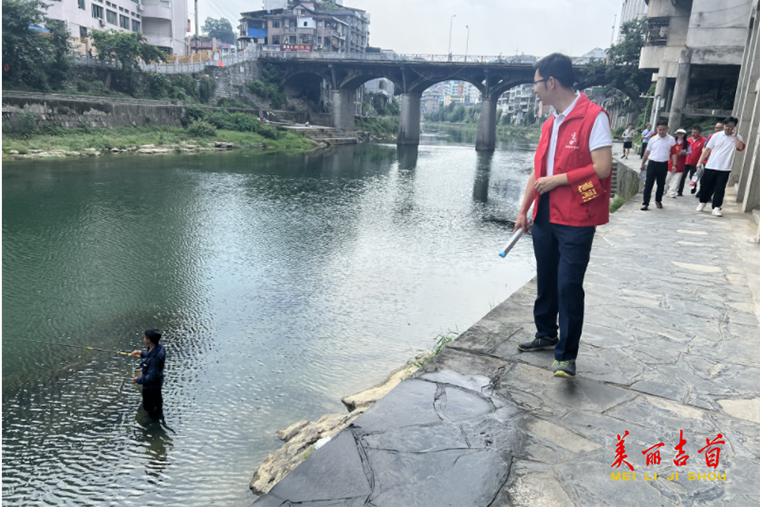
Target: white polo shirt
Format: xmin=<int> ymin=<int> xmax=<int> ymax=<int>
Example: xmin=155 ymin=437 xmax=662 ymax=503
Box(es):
xmin=705 ymin=131 xmax=744 ymax=171
xmin=646 ymin=134 xmax=676 ymax=162
xmin=547 ymin=93 xmax=612 ymax=176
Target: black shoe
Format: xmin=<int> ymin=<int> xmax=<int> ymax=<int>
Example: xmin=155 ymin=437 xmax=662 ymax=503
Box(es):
xmin=656 ymin=202 xmax=663 ymax=209
xmin=677 ymin=193 xmax=683 ymax=197
xmin=641 ymin=204 xmax=649 ymax=210
xmin=517 ymin=336 xmax=559 ymax=352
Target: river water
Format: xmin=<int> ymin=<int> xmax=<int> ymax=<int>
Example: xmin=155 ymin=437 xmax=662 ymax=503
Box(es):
xmin=2 ymin=126 xmax=536 ymax=506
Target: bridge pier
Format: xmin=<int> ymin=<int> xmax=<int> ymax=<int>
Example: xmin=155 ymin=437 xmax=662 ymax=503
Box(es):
xmin=331 ymin=89 xmax=356 ymax=131
xmin=476 ymin=95 xmax=499 ymax=151
xmin=398 ymin=93 xmax=422 ymax=145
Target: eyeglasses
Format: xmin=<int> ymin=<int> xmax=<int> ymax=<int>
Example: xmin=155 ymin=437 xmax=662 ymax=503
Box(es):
xmin=533 ymin=78 xmax=549 ymax=85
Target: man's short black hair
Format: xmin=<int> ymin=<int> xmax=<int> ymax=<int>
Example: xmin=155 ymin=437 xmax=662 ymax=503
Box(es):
xmin=692 ymin=125 xmax=702 ymax=132
xmin=145 ymin=329 xmax=162 ymax=344
xmin=723 ymin=116 xmax=738 ymax=126
xmin=657 ymin=119 xmax=668 ymax=127
xmin=534 ymin=53 xmax=575 ymax=90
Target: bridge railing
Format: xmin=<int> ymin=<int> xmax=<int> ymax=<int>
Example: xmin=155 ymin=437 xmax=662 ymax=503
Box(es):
xmin=259 ymin=51 xmax=541 ymax=65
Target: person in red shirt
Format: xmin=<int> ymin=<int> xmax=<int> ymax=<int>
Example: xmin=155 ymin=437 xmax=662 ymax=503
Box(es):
xmin=678 ymin=125 xmax=706 ymax=196
xmin=666 ymin=129 xmax=689 ymax=197
xmin=513 ymin=53 xmax=613 ymax=379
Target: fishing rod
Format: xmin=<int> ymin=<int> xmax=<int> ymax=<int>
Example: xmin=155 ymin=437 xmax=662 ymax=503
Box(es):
xmin=18 ymin=339 xmax=136 ymax=356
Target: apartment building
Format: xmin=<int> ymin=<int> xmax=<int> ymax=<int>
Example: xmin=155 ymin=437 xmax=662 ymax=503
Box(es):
xmin=639 ymin=0 xmax=754 ymax=129
xmin=238 ymin=0 xmax=370 ymax=53
xmin=497 ymin=83 xmax=536 ymax=124
xmin=44 ymin=0 xmax=188 ymax=55
xmin=617 ymin=0 xmax=648 ymax=41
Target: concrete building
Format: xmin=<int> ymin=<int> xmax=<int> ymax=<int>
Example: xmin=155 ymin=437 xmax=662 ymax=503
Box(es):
xmin=731 ymin=0 xmax=760 ymax=216
xmin=639 ymin=0 xmax=754 ymax=130
xmin=237 ymin=0 xmax=369 ymax=53
xmin=617 ymin=0 xmax=648 ymax=41
xmin=44 ymin=0 xmax=188 ymax=56
xmin=497 ymin=83 xmax=536 ymax=124
xmin=364 ymin=78 xmax=394 ymax=99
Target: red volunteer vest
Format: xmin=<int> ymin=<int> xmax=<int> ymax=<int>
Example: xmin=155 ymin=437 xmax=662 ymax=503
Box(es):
xmin=533 ymin=93 xmax=612 ymax=227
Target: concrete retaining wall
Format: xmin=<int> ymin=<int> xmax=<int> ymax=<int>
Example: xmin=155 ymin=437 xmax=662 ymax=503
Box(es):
xmin=1 ymin=91 xmax=260 ymax=130
xmin=613 ymin=160 xmax=643 ymax=200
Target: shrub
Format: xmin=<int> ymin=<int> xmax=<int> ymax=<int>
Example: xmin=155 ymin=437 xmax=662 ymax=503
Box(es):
xmin=14 ymin=112 xmax=38 ymax=138
xmin=246 ymin=80 xmax=286 ymax=109
xmin=198 ymin=76 xmax=217 ymax=104
xmin=207 ymin=108 xmax=235 ymax=130
xmin=215 ymin=97 xmax=252 ymax=109
xmin=182 ymin=105 xmax=207 ymax=127
xmin=148 ymin=73 xmax=171 ymax=99
xmin=187 ymin=119 xmax=217 ymax=137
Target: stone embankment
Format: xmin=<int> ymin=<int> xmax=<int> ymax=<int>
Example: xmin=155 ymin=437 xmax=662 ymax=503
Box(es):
xmin=249 ymin=361 xmax=418 ymax=496
xmin=5 ymin=141 xmax=238 ymax=160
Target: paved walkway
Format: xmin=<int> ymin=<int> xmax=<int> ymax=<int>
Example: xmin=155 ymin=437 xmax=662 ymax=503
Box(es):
xmin=252 ymin=154 xmax=760 ymax=506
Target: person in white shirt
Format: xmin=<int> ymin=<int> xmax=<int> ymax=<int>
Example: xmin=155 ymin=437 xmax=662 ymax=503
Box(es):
xmin=622 ymin=123 xmax=635 ymax=159
xmin=696 ymin=116 xmax=746 ymax=217
xmin=639 ymin=120 xmax=677 ymax=210
xmin=640 ymin=124 xmax=654 ymax=159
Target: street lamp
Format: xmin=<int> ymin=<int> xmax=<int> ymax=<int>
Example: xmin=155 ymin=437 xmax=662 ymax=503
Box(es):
xmin=465 ymin=25 xmax=469 ymax=62
xmin=447 ymin=14 xmax=456 ymax=58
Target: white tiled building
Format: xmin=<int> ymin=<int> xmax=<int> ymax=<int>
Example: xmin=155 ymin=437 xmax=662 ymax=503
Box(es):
xmin=44 ymin=0 xmax=188 ymax=56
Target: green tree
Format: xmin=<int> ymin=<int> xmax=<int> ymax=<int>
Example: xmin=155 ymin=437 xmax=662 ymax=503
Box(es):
xmin=2 ymin=0 xmax=72 ymax=91
xmin=579 ymin=18 xmax=651 ymax=104
xmin=91 ymin=30 xmax=166 ymax=93
xmin=202 ymin=17 xmax=236 ymax=45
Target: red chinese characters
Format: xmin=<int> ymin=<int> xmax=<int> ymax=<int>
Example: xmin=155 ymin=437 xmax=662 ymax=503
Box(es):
xmin=611 ymin=430 xmax=634 ymax=471
xmin=674 ymin=430 xmax=689 ymax=466
xmin=698 ymin=434 xmax=726 ymax=469
xmin=642 ymin=442 xmax=665 ymax=466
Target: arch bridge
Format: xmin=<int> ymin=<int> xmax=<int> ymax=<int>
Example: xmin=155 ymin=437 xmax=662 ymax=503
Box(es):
xmin=260 ymin=52 xmax=552 ymax=151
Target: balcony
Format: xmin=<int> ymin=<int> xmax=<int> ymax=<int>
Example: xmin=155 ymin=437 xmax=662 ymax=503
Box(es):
xmin=646 ymin=17 xmax=669 ymax=46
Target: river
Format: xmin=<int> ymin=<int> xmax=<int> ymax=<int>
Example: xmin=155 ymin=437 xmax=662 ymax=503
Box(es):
xmin=2 ymin=126 xmax=536 ymax=506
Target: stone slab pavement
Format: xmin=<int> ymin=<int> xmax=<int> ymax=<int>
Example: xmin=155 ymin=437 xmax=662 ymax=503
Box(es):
xmin=252 ymin=156 xmax=760 ymax=506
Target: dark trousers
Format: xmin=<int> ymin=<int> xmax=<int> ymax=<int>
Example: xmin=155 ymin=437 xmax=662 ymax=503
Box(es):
xmin=699 ymin=169 xmax=731 ymax=208
xmin=640 ymin=141 xmax=648 ymax=158
xmin=142 ymin=388 xmax=163 ymax=420
xmin=532 ymin=192 xmax=596 ymax=362
xmin=643 ymin=160 xmax=668 ymax=205
xmin=678 ymin=164 xmax=697 ymax=195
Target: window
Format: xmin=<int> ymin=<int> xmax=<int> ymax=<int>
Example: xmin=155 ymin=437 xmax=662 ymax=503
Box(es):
xmin=78 ymin=0 xmax=85 ymax=10
xmin=272 ymin=20 xmax=280 ymax=28
xmin=317 ymin=36 xmax=322 ymax=44
xmin=317 ymin=20 xmax=321 ymax=27
xmin=132 ymin=19 xmax=140 ymax=32
xmin=273 ymin=35 xmax=280 ymax=44
xmin=119 ymin=7 xmax=123 ymax=11
xmin=80 ymin=26 xmax=88 ymax=37
xmin=106 ymin=1 xmax=111 ymax=5
xmin=92 ymin=4 xmax=103 ymax=18
xmin=106 ymin=9 xmax=117 ymax=24
xmin=303 ymin=21 xmax=308 ymax=27
xmin=289 ymin=35 xmax=296 ymax=43
xmin=119 ymin=14 xmax=129 ymax=29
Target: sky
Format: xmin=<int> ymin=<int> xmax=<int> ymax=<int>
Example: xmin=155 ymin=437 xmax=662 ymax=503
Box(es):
xmin=196 ymin=0 xmax=625 ymax=57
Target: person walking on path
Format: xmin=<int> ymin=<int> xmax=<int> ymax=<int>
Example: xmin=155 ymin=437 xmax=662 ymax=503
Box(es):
xmin=666 ymin=129 xmax=690 ymax=198
xmin=130 ymin=329 xmax=166 ymax=420
xmin=679 ymin=126 xmax=706 ymax=196
xmin=513 ymin=53 xmax=613 ymax=379
xmin=696 ymin=116 xmax=746 ymax=217
xmin=622 ymin=123 xmax=635 ymax=159
xmin=693 ymin=122 xmax=724 ymax=199
xmin=640 ymin=124 xmax=654 ymax=158
xmin=640 ymin=120 xmax=676 ymax=210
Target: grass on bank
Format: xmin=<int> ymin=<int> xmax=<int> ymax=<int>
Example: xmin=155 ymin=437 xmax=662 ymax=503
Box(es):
xmin=410 ymin=331 xmax=457 ymax=372
xmin=354 ymin=116 xmax=398 ymax=139
xmin=610 ymin=196 xmax=626 ymax=213
xmin=423 ymin=121 xmax=542 ymax=142
xmin=2 ymin=125 xmax=316 ymax=155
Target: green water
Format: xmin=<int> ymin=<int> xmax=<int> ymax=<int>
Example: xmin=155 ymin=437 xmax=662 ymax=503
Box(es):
xmin=3 ymin=136 xmax=536 ymax=505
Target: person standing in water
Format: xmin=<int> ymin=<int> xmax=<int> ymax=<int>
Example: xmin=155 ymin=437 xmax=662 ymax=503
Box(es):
xmin=130 ymin=329 xmax=166 ymax=420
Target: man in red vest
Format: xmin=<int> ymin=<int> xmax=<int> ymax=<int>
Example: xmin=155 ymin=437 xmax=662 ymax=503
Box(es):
xmin=513 ymin=53 xmax=613 ymax=378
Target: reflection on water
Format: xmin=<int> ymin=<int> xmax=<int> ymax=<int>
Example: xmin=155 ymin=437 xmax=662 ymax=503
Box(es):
xmin=3 ymin=133 xmax=536 ymax=506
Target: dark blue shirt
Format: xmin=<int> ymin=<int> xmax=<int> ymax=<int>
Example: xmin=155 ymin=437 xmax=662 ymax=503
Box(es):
xmin=136 ymin=344 xmax=165 ymax=390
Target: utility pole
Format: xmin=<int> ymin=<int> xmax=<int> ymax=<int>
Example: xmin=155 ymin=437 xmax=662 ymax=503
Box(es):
xmin=195 ymin=0 xmax=199 ymax=55
xmin=447 ymin=14 xmax=456 ymax=60
xmin=465 ymin=25 xmax=469 ymax=62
